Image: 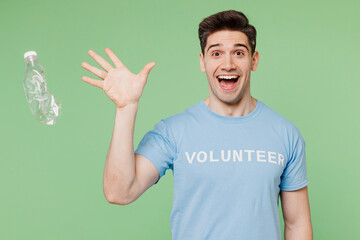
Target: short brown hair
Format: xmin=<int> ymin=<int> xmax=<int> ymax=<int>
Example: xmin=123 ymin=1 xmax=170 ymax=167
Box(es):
xmin=198 ymin=10 xmax=257 ymax=56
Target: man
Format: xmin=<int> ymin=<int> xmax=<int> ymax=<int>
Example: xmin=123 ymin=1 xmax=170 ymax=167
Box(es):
xmin=81 ymin=10 xmax=313 ymax=240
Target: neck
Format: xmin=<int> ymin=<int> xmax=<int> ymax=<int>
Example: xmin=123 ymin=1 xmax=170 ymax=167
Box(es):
xmin=204 ymin=95 xmax=257 ymax=117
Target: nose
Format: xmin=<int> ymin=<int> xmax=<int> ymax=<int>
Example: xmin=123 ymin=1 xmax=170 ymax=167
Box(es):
xmin=221 ymin=54 xmax=236 ymax=71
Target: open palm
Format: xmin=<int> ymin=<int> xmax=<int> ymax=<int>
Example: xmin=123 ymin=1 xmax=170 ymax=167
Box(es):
xmin=81 ymin=48 xmax=155 ymax=109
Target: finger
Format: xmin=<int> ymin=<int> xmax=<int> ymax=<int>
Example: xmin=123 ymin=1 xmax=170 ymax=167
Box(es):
xmin=139 ymin=62 xmax=156 ymax=80
xmin=88 ymin=50 xmax=113 ymax=72
xmin=105 ymin=48 xmax=125 ymax=69
xmin=81 ymin=62 xmax=107 ymax=80
xmin=81 ymin=76 xmax=104 ymax=89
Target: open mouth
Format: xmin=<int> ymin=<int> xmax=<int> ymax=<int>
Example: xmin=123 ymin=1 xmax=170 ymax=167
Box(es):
xmin=216 ymin=75 xmax=240 ymax=90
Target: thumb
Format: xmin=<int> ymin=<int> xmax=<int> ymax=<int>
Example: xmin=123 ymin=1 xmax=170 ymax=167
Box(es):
xmin=139 ymin=62 xmax=156 ymax=80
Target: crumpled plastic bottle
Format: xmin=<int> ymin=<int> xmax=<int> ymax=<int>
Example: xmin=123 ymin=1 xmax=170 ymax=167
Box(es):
xmin=23 ymin=51 xmax=61 ymax=125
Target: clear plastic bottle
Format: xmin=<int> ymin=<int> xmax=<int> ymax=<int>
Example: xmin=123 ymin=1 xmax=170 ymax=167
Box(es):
xmin=23 ymin=51 xmax=62 ymax=125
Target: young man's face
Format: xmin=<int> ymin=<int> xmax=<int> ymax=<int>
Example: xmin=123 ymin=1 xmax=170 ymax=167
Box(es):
xmin=200 ymin=30 xmax=259 ymax=104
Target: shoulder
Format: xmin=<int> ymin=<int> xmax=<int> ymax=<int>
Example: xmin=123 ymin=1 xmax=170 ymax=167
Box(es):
xmin=259 ymin=101 xmax=304 ymax=141
xmin=161 ymin=101 xmax=202 ymax=127
xmin=152 ymin=101 xmax=203 ymax=147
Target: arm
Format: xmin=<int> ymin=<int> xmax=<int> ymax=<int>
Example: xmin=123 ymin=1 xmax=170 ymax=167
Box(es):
xmin=280 ymin=186 xmax=313 ymax=240
xmin=81 ymin=48 xmax=159 ymax=205
xmin=104 ymin=105 xmax=160 ymax=205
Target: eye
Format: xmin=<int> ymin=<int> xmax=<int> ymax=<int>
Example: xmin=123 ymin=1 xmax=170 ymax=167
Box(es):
xmin=235 ymin=51 xmax=244 ymax=56
xmin=211 ymin=51 xmax=221 ymax=57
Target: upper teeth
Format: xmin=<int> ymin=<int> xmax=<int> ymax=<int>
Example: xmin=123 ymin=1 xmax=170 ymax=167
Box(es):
xmin=218 ymin=75 xmax=238 ymax=79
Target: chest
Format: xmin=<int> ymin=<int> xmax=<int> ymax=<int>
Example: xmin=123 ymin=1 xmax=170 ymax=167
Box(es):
xmin=172 ymin=124 xmax=288 ymax=190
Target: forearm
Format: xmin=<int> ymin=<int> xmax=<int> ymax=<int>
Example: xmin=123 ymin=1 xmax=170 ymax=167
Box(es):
xmin=284 ymin=223 xmax=313 ymax=240
xmin=103 ymin=103 xmax=139 ymax=204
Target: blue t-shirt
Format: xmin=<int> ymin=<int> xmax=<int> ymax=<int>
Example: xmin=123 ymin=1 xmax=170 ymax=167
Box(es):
xmin=135 ymin=99 xmax=308 ymax=240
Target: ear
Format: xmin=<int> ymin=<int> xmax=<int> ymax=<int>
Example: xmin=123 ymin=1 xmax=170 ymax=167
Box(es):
xmin=251 ymin=51 xmax=259 ymax=71
xmin=199 ymin=52 xmax=206 ymax=72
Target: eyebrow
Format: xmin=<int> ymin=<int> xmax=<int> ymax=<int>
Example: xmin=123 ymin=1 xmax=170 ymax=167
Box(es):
xmin=206 ymin=43 xmax=249 ymax=53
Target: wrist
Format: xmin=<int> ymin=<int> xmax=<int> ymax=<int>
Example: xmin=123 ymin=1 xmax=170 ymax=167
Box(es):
xmin=116 ymin=102 xmax=139 ymax=113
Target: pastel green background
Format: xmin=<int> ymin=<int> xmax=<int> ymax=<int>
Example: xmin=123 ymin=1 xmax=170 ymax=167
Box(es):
xmin=1 ymin=0 xmax=359 ymax=239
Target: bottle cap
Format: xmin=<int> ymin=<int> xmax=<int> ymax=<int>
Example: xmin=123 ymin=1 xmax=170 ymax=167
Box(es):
xmin=24 ymin=51 xmax=37 ymax=59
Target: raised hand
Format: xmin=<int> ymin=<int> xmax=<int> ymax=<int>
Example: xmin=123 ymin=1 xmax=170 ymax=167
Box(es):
xmin=81 ymin=48 xmax=156 ymax=109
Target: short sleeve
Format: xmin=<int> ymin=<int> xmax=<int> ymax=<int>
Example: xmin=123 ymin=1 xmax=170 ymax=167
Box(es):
xmin=134 ymin=119 xmax=176 ymax=184
xmin=280 ymin=131 xmax=309 ymax=191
